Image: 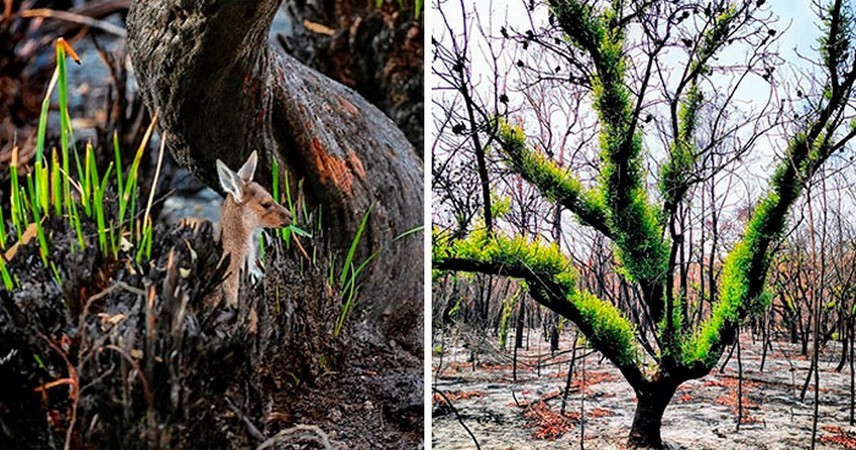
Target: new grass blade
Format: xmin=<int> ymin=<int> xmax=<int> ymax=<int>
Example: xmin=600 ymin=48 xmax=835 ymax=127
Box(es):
xmin=393 ymin=225 xmax=424 ymax=241
xmin=34 ymin=68 xmax=59 ymax=163
xmin=9 ymin=147 xmax=22 ymax=234
xmin=120 ymin=115 xmax=157 ymax=230
xmin=95 ymin=163 xmax=114 ymax=253
xmin=0 ymin=255 xmax=13 ymax=290
xmin=136 ymin=131 xmax=166 ymax=262
xmin=51 ymin=149 xmax=61 ymax=217
xmin=339 ymin=204 xmax=373 ymax=286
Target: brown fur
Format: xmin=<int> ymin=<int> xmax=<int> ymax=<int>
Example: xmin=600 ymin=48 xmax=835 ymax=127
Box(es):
xmin=217 ymin=153 xmax=291 ymax=307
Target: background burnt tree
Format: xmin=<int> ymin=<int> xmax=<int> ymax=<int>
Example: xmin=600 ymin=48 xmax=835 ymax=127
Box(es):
xmin=432 ymin=0 xmax=856 ymax=447
xmin=126 ymin=0 xmax=423 ymax=350
xmin=280 ymin=0 xmax=424 ymax=151
xmin=763 ymin=165 xmax=856 ymax=426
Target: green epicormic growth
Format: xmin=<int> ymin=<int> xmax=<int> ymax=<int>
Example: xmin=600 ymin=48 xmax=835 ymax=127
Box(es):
xmin=439 ymin=0 xmax=852 ymax=391
xmin=434 ymin=228 xmax=639 ymax=367
xmin=498 ymin=287 xmax=520 ymax=349
xmin=660 ymin=6 xmax=738 ymax=213
xmin=495 ymin=120 xmax=607 ymax=229
xmin=682 ymin=129 xmax=821 ymax=366
xmin=552 ymin=0 xmax=668 ymax=286
xmin=682 ymin=191 xmax=779 ymax=365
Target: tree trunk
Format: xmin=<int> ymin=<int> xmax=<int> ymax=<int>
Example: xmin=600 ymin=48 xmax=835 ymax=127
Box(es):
xmin=627 ymin=381 xmax=679 ymax=449
xmin=126 ymin=0 xmax=423 ymax=350
xmin=515 ymin=294 xmax=526 ymax=349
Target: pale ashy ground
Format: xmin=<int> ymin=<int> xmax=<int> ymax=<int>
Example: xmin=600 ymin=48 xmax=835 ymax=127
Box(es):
xmin=432 ymin=329 xmax=855 ymax=450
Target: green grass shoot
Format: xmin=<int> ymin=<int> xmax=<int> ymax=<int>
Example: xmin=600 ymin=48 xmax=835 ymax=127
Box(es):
xmin=339 ymin=204 xmax=373 ymax=286
xmin=0 ymin=207 xmax=6 ymax=250
xmin=0 ymin=256 xmax=14 ymax=290
xmin=0 ymin=37 xmax=159 ymax=287
xmin=334 ymin=205 xmax=375 ymax=336
xmin=9 ymin=148 xmax=22 ymax=234
xmin=51 ymin=149 xmax=61 ymax=217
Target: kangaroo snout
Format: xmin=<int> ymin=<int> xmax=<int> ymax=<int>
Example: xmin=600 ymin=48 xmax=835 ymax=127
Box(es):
xmin=261 ymin=202 xmax=292 ymax=229
xmin=276 ymin=206 xmax=293 ymax=228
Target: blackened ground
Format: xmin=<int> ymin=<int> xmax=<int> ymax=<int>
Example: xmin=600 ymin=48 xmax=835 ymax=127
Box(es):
xmin=0 ymin=210 xmax=422 ymax=449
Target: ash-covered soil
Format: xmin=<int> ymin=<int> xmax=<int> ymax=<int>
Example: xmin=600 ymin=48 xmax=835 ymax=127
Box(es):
xmin=432 ymin=330 xmax=854 ymax=449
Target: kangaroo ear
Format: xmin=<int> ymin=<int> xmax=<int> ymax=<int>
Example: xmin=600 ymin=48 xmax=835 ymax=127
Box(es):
xmin=237 ymin=150 xmax=258 ymax=182
xmin=217 ymin=159 xmax=243 ymax=202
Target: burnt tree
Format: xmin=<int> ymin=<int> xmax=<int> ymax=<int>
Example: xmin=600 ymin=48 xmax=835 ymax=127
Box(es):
xmin=280 ymin=0 xmax=424 ymax=151
xmin=126 ymin=0 xmax=423 ymax=349
xmin=433 ymin=0 xmax=856 ymax=448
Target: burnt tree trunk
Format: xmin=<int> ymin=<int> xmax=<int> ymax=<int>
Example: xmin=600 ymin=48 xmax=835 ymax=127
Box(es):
xmin=126 ymin=0 xmax=423 ymax=351
xmin=627 ymin=380 xmax=679 ymax=449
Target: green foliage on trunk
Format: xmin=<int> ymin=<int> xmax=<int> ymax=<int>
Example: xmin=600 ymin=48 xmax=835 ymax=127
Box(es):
xmin=681 ymin=130 xmax=819 ymax=365
xmin=498 ymin=287 xmax=520 ymax=349
xmin=550 ymin=0 xmax=670 ymax=286
xmin=495 ymin=120 xmax=606 ymax=226
xmin=572 ymin=289 xmax=638 ymax=365
xmin=434 ymin=229 xmax=640 ymax=367
xmin=434 ymin=228 xmax=578 ymax=290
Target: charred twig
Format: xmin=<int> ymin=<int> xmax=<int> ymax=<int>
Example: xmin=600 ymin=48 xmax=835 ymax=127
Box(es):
xmin=103 ymin=344 xmax=157 ymax=446
xmin=40 ymin=334 xmax=80 ymax=450
xmin=561 ymin=332 xmax=579 ymax=415
xmin=433 ymin=388 xmax=481 ymax=450
xmin=82 ymin=281 xmax=146 ymax=322
xmin=224 ymin=396 xmax=266 ymax=442
xmin=21 ymin=8 xmax=127 ymax=37
xmin=511 ymin=390 xmax=520 ymax=407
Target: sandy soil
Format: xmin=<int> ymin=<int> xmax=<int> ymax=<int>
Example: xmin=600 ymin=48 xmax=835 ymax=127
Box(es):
xmin=432 ymin=330 xmax=855 ymax=449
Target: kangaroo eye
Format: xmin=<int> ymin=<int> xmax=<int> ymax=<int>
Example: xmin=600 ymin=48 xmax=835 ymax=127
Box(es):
xmin=261 ymin=202 xmax=273 ymax=210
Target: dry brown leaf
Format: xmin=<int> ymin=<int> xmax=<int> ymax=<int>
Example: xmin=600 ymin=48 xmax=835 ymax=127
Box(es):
xmin=4 ymin=222 xmax=39 ymax=261
xmin=303 ymin=19 xmax=335 ymax=36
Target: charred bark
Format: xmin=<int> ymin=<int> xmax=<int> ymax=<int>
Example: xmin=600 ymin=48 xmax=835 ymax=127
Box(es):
xmin=126 ymin=0 xmax=423 ymax=350
xmin=627 ymin=380 xmax=679 ymax=449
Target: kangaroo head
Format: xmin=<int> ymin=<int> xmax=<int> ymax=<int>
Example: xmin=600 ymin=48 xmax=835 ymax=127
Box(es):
xmin=216 ymin=151 xmax=293 ymax=230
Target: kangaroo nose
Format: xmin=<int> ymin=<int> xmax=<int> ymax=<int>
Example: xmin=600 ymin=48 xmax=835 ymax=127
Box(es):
xmin=282 ymin=208 xmax=293 ymax=226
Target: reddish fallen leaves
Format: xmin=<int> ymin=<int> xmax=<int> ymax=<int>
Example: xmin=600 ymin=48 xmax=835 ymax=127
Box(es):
xmin=447 ymin=361 xmax=473 ymax=371
xmin=520 ymin=402 xmax=613 ymax=440
xmin=481 ymin=363 xmax=534 ymax=373
xmin=713 ymin=393 xmax=758 ymax=410
xmin=432 ymin=390 xmax=486 ymax=405
xmin=738 ymin=415 xmax=764 ymax=425
xmin=523 ymin=401 xmax=577 ymax=440
xmin=712 ymin=389 xmax=762 ymax=425
xmin=701 ymin=373 xmax=767 ymax=425
xmin=703 ymin=374 xmax=760 ymax=389
xmin=820 ymin=425 xmax=856 ymax=449
xmin=677 ymin=393 xmax=693 ymax=403
xmin=571 ymin=371 xmax=617 ymax=393
xmin=588 ymin=407 xmax=614 ymax=418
